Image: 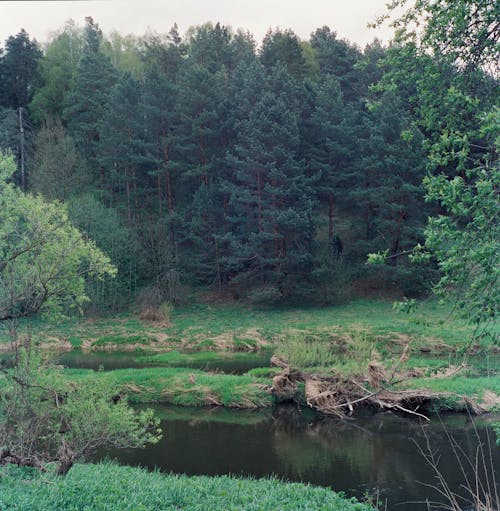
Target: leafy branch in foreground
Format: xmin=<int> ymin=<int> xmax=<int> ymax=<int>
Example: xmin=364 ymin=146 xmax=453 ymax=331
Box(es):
xmin=0 ymin=345 xmax=161 ymax=475
xmin=0 ymin=150 xmax=160 ymax=476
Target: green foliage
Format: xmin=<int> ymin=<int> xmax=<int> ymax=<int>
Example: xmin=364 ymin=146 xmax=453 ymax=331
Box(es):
xmin=423 ymin=161 xmax=499 ymax=340
xmin=381 ymin=0 xmax=499 ymax=73
xmin=0 ymin=152 xmax=116 ymax=321
xmin=29 ymin=21 xmax=83 ymax=123
xmin=0 ymin=29 xmax=42 ymax=109
xmin=0 ymin=346 xmax=161 ymax=475
xmin=0 ymin=462 xmax=375 ymax=511
xmin=64 ymin=18 xmax=117 ymax=166
xmin=378 ymin=0 xmax=499 ymax=343
xmin=0 ymin=15 xmax=494 ymax=305
xmin=67 ymin=193 xmax=138 ymax=312
xmin=30 ymin=120 xmax=87 ymax=201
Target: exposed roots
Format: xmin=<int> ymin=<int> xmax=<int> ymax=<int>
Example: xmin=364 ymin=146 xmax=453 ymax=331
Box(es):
xmin=269 ymin=356 xmax=484 ymax=420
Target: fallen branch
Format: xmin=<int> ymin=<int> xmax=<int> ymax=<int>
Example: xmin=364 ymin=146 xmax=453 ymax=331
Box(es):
xmin=270 ymin=358 xmax=484 ymax=420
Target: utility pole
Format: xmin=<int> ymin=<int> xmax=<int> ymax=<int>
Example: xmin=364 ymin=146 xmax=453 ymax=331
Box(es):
xmin=18 ymin=107 xmax=25 ymax=191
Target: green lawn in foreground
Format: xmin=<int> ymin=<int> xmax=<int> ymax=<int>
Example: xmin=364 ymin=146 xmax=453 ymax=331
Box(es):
xmin=0 ymin=462 xmax=374 ymax=511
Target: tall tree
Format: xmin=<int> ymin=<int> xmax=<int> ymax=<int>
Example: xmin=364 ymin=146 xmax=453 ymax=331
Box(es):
xmin=225 ymin=67 xmax=317 ymax=300
xmin=64 ymin=17 xmax=117 ymax=170
xmin=310 ymin=27 xmax=361 ymax=102
xmin=30 ymin=119 xmax=87 ymax=201
xmin=379 ymin=0 xmax=499 ymax=332
xmin=29 ymin=20 xmax=84 ymax=124
xmin=260 ymin=29 xmax=308 ymax=81
xmin=98 ymin=72 xmax=146 ymax=224
xmin=0 ymin=30 xmax=42 ymax=110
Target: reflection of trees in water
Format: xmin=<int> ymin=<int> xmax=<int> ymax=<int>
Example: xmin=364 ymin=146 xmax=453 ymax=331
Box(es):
xmin=270 ymin=407 xmax=499 ymax=505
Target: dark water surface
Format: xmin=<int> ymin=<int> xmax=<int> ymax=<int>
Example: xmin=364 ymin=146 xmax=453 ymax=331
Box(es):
xmin=57 ymin=350 xmax=271 ymax=373
xmin=100 ymin=405 xmax=500 ymax=511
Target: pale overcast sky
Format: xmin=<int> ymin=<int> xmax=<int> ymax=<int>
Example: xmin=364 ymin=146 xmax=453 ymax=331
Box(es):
xmin=0 ymin=0 xmax=395 ymax=48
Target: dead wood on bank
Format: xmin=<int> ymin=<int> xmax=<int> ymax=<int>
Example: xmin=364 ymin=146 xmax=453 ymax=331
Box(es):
xmin=269 ymin=355 xmax=483 ymax=420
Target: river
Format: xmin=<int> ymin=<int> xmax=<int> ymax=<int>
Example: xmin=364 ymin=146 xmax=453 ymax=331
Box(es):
xmin=100 ymin=404 xmax=500 ymax=511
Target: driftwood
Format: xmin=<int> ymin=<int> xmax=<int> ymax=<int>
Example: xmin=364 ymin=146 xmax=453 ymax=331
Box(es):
xmin=269 ymin=355 xmax=484 ymax=420
xmin=0 ymin=449 xmax=46 ymax=470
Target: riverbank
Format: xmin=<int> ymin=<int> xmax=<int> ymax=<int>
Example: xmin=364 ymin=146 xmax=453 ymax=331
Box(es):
xmin=3 ymin=299 xmax=498 ymax=415
xmin=0 ymin=462 xmax=374 ymax=511
xmin=63 ymin=365 xmax=500 ymax=414
xmin=1 ymin=299 xmax=490 ymax=354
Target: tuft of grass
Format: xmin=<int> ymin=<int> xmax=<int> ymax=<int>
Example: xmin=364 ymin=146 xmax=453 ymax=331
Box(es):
xmin=275 ymin=331 xmax=375 ymax=376
xmin=0 ymin=462 xmax=374 ymax=511
xmin=246 ymin=367 xmax=282 ymax=378
xmin=67 ymin=336 xmax=83 ymax=350
xmin=232 ymin=337 xmax=258 ymax=351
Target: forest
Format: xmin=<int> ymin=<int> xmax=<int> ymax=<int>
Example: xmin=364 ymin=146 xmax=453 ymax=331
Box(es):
xmin=3 ymin=16 xmax=490 ymax=310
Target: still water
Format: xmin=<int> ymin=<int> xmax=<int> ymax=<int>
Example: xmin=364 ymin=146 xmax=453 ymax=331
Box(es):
xmin=57 ymin=350 xmax=272 ymax=373
xmin=101 ymin=405 xmax=500 ymax=511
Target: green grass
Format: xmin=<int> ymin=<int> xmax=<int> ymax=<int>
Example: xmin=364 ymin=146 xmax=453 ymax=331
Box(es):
xmin=0 ymin=462 xmax=374 ymax=511
xmin=401 ymin=375 xmax=500 ymax=396
xmin=64 ymin=367 xmax=273 ymax=408
xmin=399 ymin=376 xmax=500 ymax=411
xmin=1 ymin=299 xmax=489 ymax=354
xmin=246 ymin=367 xmax=282 ymax=378
xmin=92 ymin=334 xmax=158 ymax=348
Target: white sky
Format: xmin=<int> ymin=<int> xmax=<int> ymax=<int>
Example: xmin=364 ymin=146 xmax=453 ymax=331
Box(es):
xmin=0 ymin=0 xmax=395 ymax=48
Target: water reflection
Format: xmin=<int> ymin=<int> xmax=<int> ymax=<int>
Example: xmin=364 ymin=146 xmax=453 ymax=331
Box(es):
xmin=100 ymin=406 xmax=500 ymax=511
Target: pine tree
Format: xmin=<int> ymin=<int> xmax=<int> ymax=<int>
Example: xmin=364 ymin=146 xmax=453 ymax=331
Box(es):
xmin=64 ymin=17 xmax=117 ymax=170
xmin=0 ymin=29 xmax=42 ymax=110
xmin=353 ymin=91 xmax=429 ymax=292
xmin=98 ymin=72 xmax=146 ymax=224
xmin=225 ymin=66 xmax=317 ymax=300
xmin=260 ymin=29 xmax=308 ymax=81
xmin=310 ymin=27 xmax=361 ymax=102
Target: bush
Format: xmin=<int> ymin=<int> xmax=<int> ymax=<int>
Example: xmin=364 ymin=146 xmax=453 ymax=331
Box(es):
xmin=0 ymin=344 xmax=161 ymax=475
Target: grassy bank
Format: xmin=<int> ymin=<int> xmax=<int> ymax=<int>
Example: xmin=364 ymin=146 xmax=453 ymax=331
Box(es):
xmin=0 ymin=462 xmax=374 ymax=511
xmin=3 ymin=298 xmax=498 ymax=414
xmin=0 ymin=299 xmax=488 ymax=354
xmin=66 ymin=367 xmax=272 ymax=408
xmin=63 ymin=366 xmax=500 ymax=413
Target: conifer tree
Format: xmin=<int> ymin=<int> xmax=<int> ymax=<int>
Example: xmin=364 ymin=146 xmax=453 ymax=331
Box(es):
xmin=0 ymin=30 xmax=42 ymax=110
xmin=225 ymin=66 xmax=317 ymax=300
xmin=64 ymin=17 xmax=117 ymax=170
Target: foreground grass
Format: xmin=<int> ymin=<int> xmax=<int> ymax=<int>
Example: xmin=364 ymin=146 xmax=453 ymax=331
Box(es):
xmin=0 ymin=462 xmax=374 ymax=511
